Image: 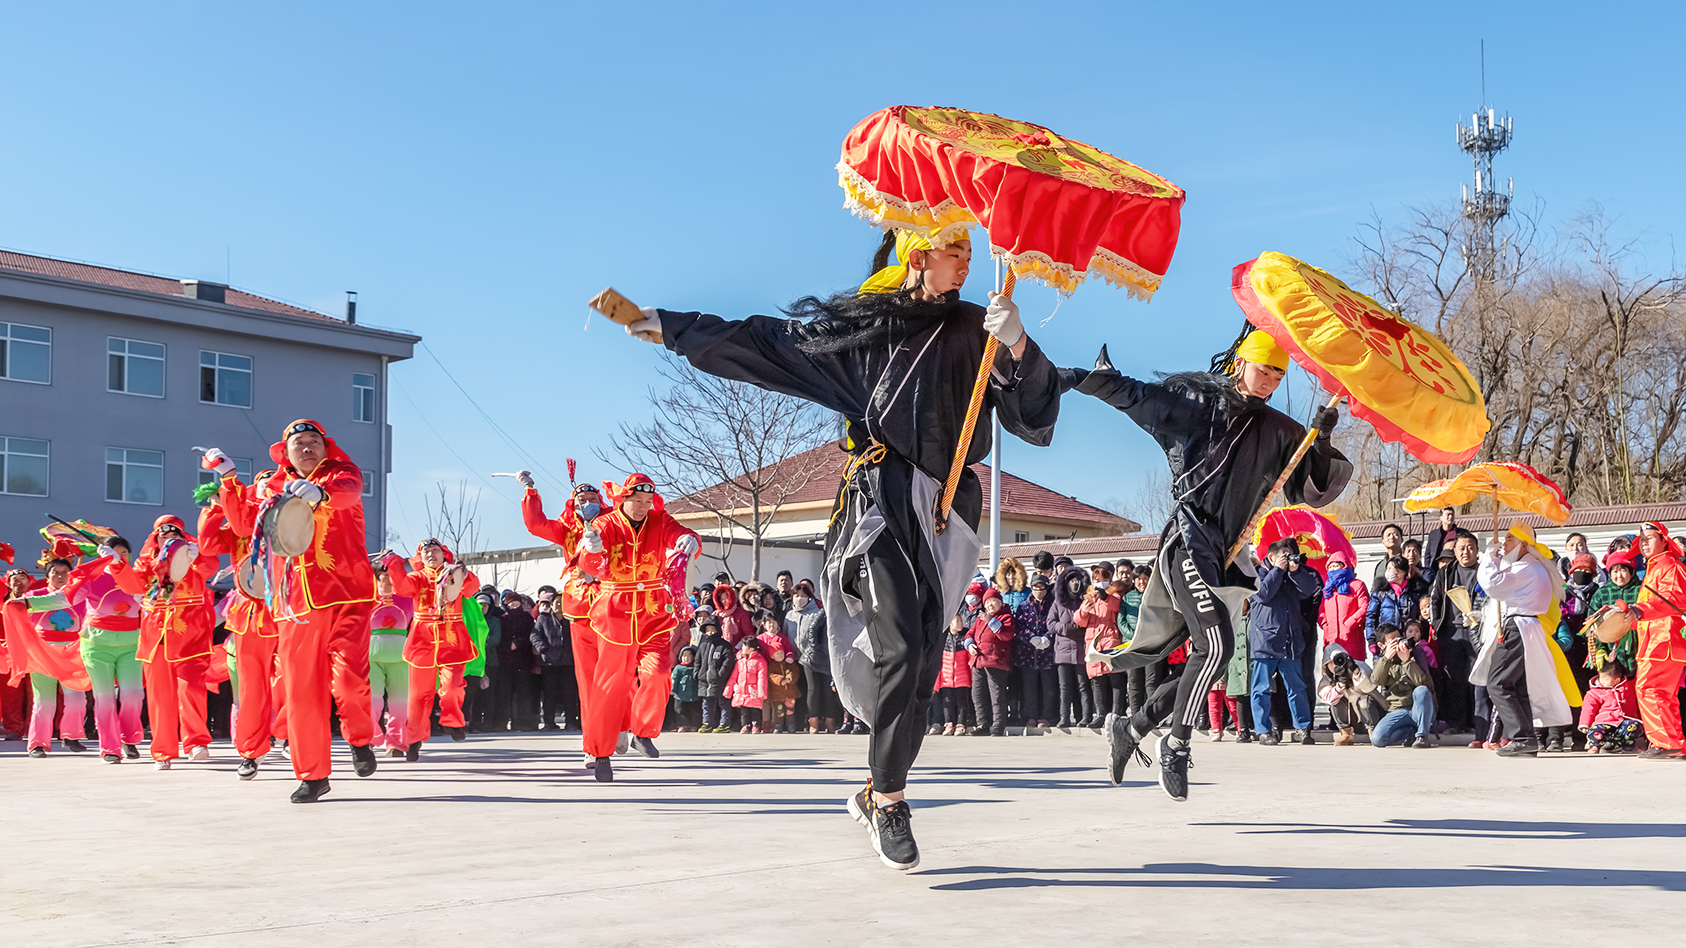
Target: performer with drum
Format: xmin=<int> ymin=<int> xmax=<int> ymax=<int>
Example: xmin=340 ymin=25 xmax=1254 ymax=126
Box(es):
xmin=62 ymin=538 xmax=146 ymax=762
xmin=381 ymin=539 xmax=479 ymax=760
xmin=576 ymin=473 xmax=700 ymax=781
xmin=112 ymin=514 xmax=217 ymax=769
xmin=518 ymin=472 xmax=607 ymax=766
xmin=207 ymin=419 xmax=379 ymax=803
xmin=1606 ymin=522 xmax=1686 ymax=759
xmin=197 ymin=498 xmax=283 ymax=780
xmin=1064 ymin=330 xmax=1349 ymax=801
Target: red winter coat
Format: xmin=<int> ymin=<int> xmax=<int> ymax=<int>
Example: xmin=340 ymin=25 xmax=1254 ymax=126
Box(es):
xmin=1076 ymin=593 xmax=1122 ymax=678
xmin=724 ymin=645 xmax=769 ymax=707
xmin=938 ymin=629 xmax=972 ymax=689
xmin=712 ymin=585 xmax=755 ymax=646
xmin=1320 ymin=578 xmax=1369 ymax=659
xmin=1579 ymin=679 xmax=1640 ymax=729
xmin=969 ymin=610 xmax=1016 ymax=671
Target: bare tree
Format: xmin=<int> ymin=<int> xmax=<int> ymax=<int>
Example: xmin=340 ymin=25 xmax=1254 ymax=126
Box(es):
xmin=422 ymin=479 xmax=482 ymax=558
xmin=601 ymin=354 xmax=835 ymax=580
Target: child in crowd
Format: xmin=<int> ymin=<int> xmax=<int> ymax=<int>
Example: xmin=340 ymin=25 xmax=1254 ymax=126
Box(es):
xmin=757 ymin=612 xmax=801 ymax=734
xmin=694 ymin=616 xmax=736 ymax=733
xmin=967 ymin=589 xmax=1016 ymax=736
xmin=936 ymin=612 xmax=974 ymax=735
xmin=670 ymin=645 xmax=699 ymax=732
xmin=1077 ymin=580 xmax=1125 ymax=725
xmin=1579 ymin=661 xmax=1642 ymax=753
xmin=724 ymin=637 xmax=769 ymax=733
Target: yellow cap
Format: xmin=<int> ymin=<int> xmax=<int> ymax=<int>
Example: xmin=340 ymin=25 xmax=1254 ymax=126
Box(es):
xmin=1235 ymin=329 xmax=1289 ymax=371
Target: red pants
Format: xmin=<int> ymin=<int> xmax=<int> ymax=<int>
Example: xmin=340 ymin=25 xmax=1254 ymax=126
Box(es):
xmin=143 ymin=654 xmax=211 ymax=762
xmin=581 ymin=629 xmax=672 ymax=758
xmin=234 ymin=633 xmax=283 ymax=760
xmin=276 ymin=602 xmax=375 ymax=781
xmin=1637 ymin=655 xmax=1686 ymax=751
xmin=405 ymin=663 xmax=466 ymax=745
xmin=0 ymin=674 xmax=26 ymax=736
xmin=1207 ymin=686 xmax=1240 ymax=733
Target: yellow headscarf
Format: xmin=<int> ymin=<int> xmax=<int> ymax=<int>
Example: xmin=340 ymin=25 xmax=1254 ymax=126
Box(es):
xmin=859 ymin=228 xmax=972 ymax=295
xmin=1234 ymin=329 xmax=1289 ymax=371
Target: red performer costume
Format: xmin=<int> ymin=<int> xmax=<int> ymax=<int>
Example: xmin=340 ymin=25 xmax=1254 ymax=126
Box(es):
xmin=1615 ymin=522 xmax=1686 ymax=757
xmin=197 ymin=502 xmax=283 ymax=777
xmin=112 ymin=515 xmax=216 ymax=767
xmin=520 ymin=474 xmax=607 ymax=761
xmin=211 ymin=419 xmax=378 ymax=803
xmin=577 ymin=473 xmax=699 ymax=780
xmin=382 ymin=540 xmax=480 ymax=758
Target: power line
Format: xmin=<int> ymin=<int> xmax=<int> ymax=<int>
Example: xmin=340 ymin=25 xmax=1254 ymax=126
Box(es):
xmin=419 ymin=341 xmax=568 ymax=487
xmin=391 ymin=375 xmax=518 ymax=508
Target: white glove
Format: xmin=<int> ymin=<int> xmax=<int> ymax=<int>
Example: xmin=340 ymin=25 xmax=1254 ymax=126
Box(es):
xmin=516 ymin=470 xmax=534 ymax=489
xmin=201 ymin=448 xmax=236 ymax=476
xmin=984 ymin=292 xmax=1024 ymax=348
xmin=1032 ymin=635 xmax=1050 ymax=650
xmin=284 ymin=479 xmax=325 ymax=504
xmin=183 ymin=542 xmax=200 ymax=562
xmin=97 ymin=544 xmax=116 ymax=561
xmin=582 ymin=529 xmax=604 ymax=554
xmin=674 ymin=535 xmax=700 ymax=558
xmin=625 ymin=306 xmax=662 ymax=344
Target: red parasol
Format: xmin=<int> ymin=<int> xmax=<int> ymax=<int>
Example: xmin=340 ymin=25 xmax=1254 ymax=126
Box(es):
xmin=1252 ymin=505 xmax=1357 ymax=573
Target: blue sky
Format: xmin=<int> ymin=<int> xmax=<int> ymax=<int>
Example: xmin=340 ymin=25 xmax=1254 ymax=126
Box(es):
xmin=4 ymin=3 xmax=1683 ymax=550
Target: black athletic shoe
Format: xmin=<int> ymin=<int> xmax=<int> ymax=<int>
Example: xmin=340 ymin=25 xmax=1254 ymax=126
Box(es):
xmin=1497 ymin=741 xmax=1540 ymax=758
xmin=387 ymin=747 xmax=405 ymax=758
xmin=290 ymin=778 xmax=331 ymax=803
xmin=847 ymin=781 xmax=875 ymax=828
xmin=237 ymin=756 xmax=259 ymax=780
xmin=594 ymin=756 xmax=614 ymax=781
xmin=632 ymin=737 xmax=659 ymax=758
xmin=1156 ymin=734 xmax=1190 ymax=802
xmin=1236 ymin=728 xmax=1255 ymax=744
xmin=123 ymin=743 xmax=140 ymax=759
xmin=1106 ymin=713 xmax=1150 ymax=787
xmin=405 ymin=741 xmax=421 ymax=762
xmin=870 ymin=801 xmax=920 ymax=870
xmin=1259 ymin=732 xmax=1280 ymax=746
xmin=27 ymin=747 xmax=46 ymax=758
xmin=449 ymin=727 xmax=466 ymax=742
xmin=102 ymin=752 xmax=121 ymax=764
xmin=61 ymin=739 xmax=87 ymax=753
xmin=350 ymin=744 xmax=378 ymax=777
xmin=1295 ymin=730 xmax=1316 ymax=746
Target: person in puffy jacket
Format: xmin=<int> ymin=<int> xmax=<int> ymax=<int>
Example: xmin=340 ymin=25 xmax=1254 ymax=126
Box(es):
xmin=670 ymin=646 xmax=699 ymax=731
xmin=1076 ymin=580 xmax=1125 ymax=726
xmin=1319 ymin=553 xmax=1369 ymax=660
xmin=1248 ymin=539 xmax=1322 ymax=745
xmin=1047 ymin=564 xmax=1090 ymax=727
xmin=1013 ymin=575 xmax=1057 ymax=726
xmin=1365 ymin=556 xmax=1423 ymax=656
xmin=967 ymin=589 xmax=1015 ymax=735
xmin=1578 ymin=660 xmax=1641 ymax=753
xmin=724 ymin=637 xmax=769 ymax=733
xmin=529 ymin=596 xmax=574 ymax=731
xmin=785 ymin=582 xmax=836 ymax=733
xmin=694 ymin=616 xmax=737 ymax=732
xmin=757 ymin=612 xmax=801 ymax=734
xmin=712 ymin=585 xmax=755 ymax=646
xmin=935 ymin=612 xmax=974 ymax=735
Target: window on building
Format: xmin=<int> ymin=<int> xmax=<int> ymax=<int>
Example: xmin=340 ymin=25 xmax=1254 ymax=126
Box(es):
xmin=108 ymin=337 xmax=166 ymax=397
xmin=0 ymin=437 xmax=49 ymax=496
xmin=106 ymin=448 xmax=164 ymax=505
xmin=0 ymin=322 xmax=51 ymax=384
xmin=1014 ymin=531 xmax=1029 ymax=544
xmin=353 ymin=373 xmax=376 ymax=423
xmin=199 ymin=350 xmax=252 ymax=407
xmin=1044 ymin=534 xmax=1062 ymax=541
xmin=198 ymin=456 xmax=253 ymax=487
xmin=362 ymin=469 xmax=375 ymax=496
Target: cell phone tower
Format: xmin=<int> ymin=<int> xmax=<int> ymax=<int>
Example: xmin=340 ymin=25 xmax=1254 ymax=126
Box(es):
xmin=1458 ymin=41 xmax=1513 ymax=282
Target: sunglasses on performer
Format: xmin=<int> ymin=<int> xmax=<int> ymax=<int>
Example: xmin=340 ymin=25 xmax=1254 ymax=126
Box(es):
xmin=286 ymin=422 xmax=323 ymax=437
xmin=630 ymin=484 xmax=657 ymax=494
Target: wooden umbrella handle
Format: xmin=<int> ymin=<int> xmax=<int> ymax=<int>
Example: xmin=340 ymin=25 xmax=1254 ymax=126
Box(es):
xmin=937 ymin=270 xmax=1016 ymax=532
xmin=1226 ymin=392 xmax=1343 ymax=567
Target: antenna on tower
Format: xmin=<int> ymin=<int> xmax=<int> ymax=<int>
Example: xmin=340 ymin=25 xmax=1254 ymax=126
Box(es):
xmin=1458 ymin=39 xmax=1512 ymax=282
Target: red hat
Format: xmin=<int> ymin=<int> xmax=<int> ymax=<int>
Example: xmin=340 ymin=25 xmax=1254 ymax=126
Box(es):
xmin=411 ymin=537 xmax=456 ymax=567
xmin=602 ymin=473 xmax=663 ymax=511
xmin=982 ymin=587 xmax=1003 ymax=604
xmin=1569 ymin=553 xmax=1598 ymax=575
xmin=270 ymin=418 xmax=351 ymax=469
xmin=1605 ymin=549 xmax=1640 ymax=571
xmin=1640 ymin=522 xmax=1683 ymax=558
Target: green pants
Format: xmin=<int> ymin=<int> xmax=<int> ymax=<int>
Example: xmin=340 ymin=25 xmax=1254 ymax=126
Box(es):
xmin=81 ymin=641 xmax=146 ymax=754
xmin=369 ymin=658 xmax=410 ymax=748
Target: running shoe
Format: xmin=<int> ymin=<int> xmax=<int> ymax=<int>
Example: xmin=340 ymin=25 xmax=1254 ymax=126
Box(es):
xmin=290 ymin=778 xmax=331 ymax=803
xmin=1105 ymin=713 xmax=1150 ymax=787
xmin=632 ymin=736 xmax=660 ymax=758
xmin=1156 ymin=734 xmax=1190 ymax=802
xmin=237 ymin=757 xmax=259 ymax=780
xmin=847 ymin=781 xmax=874 ymax=828
xmin=870 ymin=801 xmax=920 ymax=870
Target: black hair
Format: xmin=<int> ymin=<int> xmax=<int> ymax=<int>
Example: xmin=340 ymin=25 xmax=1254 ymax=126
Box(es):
xmin=1134 ymin=565 xmax=1153 ymax=579
xmin=538 ymin=584 xmax=557 ymax=595
xmin=107 ymin=536 xmax=131 ymax=552
xmin=783 ymin=289 xmax=958 ymax=356
xmin=1566 ymin=532 xmax=1587 ymax=545
xmin=1387 ymin=555 xmax=1412 ymax=573
xmin=46 ymin=557 xmax=73 ymax=572
xmin=1033 ymin=551 xmax=1054 ymax=571
xmin=1402 ymin=538 xmax=1423 ymax=551
xmin=1208 ymin=318 xmax=1254 ymax=376
xmin=1599 ymin=660 xmax=1630 ymax=681
xmin=776 ymin=569 xmax=793 ymax=580
xmin=1266 ymin=538 xmax=1301 ymax=559
xmin=1381 ymin=523 xmax=1403 ymax=538
xmin=1377 ymin=622 xmax=1401 ymax=639
xmin=1115 ymin=559 xmax=1135 ymax=574
xmin=870 ymin=229 xmax=897 ymax=276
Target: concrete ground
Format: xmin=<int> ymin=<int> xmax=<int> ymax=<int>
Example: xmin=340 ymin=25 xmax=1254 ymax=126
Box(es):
xmin=2 ymin=728 xmax=1681 ymax=948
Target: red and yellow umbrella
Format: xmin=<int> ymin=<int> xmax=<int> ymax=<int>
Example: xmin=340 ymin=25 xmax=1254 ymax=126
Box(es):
xmin=1403 ymin=461 xmax=1571 ymax=525
xmin=838 ymin=105 xmax=1186 ymax=525
xmin=1251 ymin=505 xmax=1357 ymax=573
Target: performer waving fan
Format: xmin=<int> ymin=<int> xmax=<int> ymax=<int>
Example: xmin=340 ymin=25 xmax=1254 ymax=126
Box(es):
xmin=1065 ymin=327 xmax=1350 ymax=801
xmin=615 ymin=227 xmax=1061 ymax=867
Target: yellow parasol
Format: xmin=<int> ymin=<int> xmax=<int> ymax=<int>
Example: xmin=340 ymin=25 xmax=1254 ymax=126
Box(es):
xmin=1404 ymin=461 xmax=1571 ymax=545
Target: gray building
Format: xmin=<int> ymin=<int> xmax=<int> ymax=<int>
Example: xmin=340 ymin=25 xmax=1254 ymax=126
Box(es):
xmin=0 ymin=250 xmax=418 ymax=557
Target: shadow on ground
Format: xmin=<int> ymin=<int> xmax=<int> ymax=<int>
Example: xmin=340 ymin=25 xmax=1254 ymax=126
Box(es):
xmin=916 ymin=862 xmax=1686 ymax=891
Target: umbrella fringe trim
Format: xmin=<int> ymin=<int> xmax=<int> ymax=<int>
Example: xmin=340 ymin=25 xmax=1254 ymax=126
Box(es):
xmin=992 ymin=247 xmax=1162 ymax=301
xmin=837 ymin=163 xmax=976 ymax=242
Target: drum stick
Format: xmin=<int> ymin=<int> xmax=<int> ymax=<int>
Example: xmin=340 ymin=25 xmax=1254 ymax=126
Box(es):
xmin=45 ymin=514 xmax=100 ymax=544
xmin=490 ymin=472 xmax=522 ymax=478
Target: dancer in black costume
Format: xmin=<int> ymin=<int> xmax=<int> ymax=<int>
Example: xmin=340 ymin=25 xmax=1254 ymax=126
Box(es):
xmin=1062 ymin=328 xmax=1351 ymax=801
xmin=620 ymin=228 xmax=1062 ymax=868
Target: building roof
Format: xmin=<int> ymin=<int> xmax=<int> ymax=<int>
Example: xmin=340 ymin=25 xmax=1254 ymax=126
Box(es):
xmin=0 ymin=249 xmax=340 ymax=323
xmin=669 ymin=442 xmax=1136 ymax=531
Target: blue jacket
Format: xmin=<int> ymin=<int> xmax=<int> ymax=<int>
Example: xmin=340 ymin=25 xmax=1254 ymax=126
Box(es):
xmin=1364 ymin=580 xmax=1422 ymax=651
xmin=1247 ymin=563 xmax=1322 ymax=660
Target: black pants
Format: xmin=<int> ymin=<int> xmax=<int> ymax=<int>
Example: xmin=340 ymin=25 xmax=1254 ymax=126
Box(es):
xmin=1331 ymin=694 xmax=1386 ymax=731
xmin=671 ymin=697 xmax=700 ymax=728
xmin=1487 ymin=620 xmax=1534 ymax=743
xmin=465 ymin=670 xmax=491 ymax=730
xmin=1021 ymin=667 xmax=1056 ymax=722
xmin=803 ymin=665 xmax=841 ymax=721
xmin=939 ymin=687 xmax=973 ymax=726
xmin=1126 ymin=660 xmax=1166 ymax=716
xmin=1131 ymin=543 xmax=1236 ymax=742
xmin=851 ymin=529 xmax=947 ymax=794
xmin=1090 ymin=671 xmax=1124 ymax=719
xmin=971 ymin=667 xmax=1009 ymax=733
xmin=537 ymin=665 xmax=574 ymax=727
xmin=1438 ymin=638 xmax=1478 ymax=731
xmin=1056 ymin=663 xmax=1085 ymax=723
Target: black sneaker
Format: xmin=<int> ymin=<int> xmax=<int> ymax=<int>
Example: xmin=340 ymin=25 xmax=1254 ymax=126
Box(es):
xmin=1410 ymin=735 xmax=1435 ymax=749
xmin=27 ymin=747 xmax=46 ymax=758
xmin=237 ymin=757 xmax=259 ymax=780
xmin=1156 ymin=734 xmax=1190 ymax=802
xmin=102 ymin=752 xmax=122 ymax=764
xmin=405 ymin=741 xmax=421 ymax=762
xmin=290 ymin=778 xmax=331 ymax=803
xmin=594 ymin=756 xmax=614 ymax=781
xmin=847 ymin=781 xmax=875 ymax=828
xmin=632 ymin=736 xmax=659 ymax=758
xmin=1259 ymin=732 xmax=1280 ymax=746
xmin=123 ymin=743 xmax=140 ymax=759
xmin=1295 ymin=730 xmax=1316 ymax=746
xmin=1106 ymin=713 xmax=1150 ymax=787
xmin=449 ymin=727 xmax=466 ymax=742
xmin=350 ymin=744 xmax=378 ymax=777
xmin=869 ymin=801 xmax=920 ymax=870
xmin=1496 ymin=741 xmax=1540 ymax=758
xmin=61 ymin=739 xmax=88 ymax=753
xmin=1236 ymin=728 xmax=1255 ymax=744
